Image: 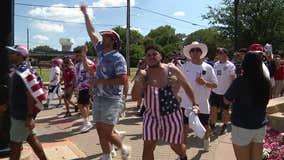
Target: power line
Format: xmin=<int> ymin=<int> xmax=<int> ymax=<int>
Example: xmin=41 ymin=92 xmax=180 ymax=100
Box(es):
xmin=15 ymin=2 xmax=206 ymax=27
xmin=133 ymin=6 xmax=207 ymax=28
xmin=15 ymin=2 xmax=126 ymax=9
xmin=15 ymin=14 xmax=124 ymax=27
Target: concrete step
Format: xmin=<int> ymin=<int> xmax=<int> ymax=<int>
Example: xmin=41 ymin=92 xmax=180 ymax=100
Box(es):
xmin=268 ymin=112 xmax=284 ymax=132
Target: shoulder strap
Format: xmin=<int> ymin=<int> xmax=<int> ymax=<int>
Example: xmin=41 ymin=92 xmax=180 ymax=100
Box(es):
xmin=168 ymin=64 xmax=172 ymax=84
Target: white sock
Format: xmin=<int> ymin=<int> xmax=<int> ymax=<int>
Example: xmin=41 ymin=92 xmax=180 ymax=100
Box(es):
xmin=83 ymin=118 xmax=88 ymax=124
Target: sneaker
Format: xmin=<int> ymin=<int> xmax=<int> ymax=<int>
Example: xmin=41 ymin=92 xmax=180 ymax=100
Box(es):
xmin=114 ymin=130 xmax=127 ymax=138
xmin=121 ymin=145 xmax=131 ymax=160
xmin=80 ymin=122 xmax=93 ymax=133
xmin=64 ymin=112 xmax=72 ymax=118
xmin=110 ymin=146 xmax=117 ymax=157
xmin=220 ymin=124 xmax=227 ymax=135
xmin=203 ymin=138 xmax=210 ymax=151
xmin=176 ymin=156 xmax=188 ymax=160
xmin=99 ymin=154 xmax=112 ymax=160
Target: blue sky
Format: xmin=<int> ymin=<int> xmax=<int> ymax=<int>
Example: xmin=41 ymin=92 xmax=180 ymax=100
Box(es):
xmin=15 ymin=0 xmax=222 ymax=50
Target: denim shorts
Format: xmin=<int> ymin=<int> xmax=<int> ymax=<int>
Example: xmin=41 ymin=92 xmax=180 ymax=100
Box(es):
xmin=231 ymin=125 xmax=266 ymax=146
xmin=10 ymin=117 xmax=36 ymax=143
xmin=92 ymin=96 xmax=124 ymax=125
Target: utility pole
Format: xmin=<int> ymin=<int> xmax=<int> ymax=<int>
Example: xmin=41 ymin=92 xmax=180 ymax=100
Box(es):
xmin=126 ymin=0 xmax=131 ymax=75
xmin=234 ymin=0 xmax=239 ymax=51
xmin=27 ymin=28 xmax=29 ymax=50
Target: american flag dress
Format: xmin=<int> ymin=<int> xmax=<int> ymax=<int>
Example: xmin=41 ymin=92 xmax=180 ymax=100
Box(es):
xmin=143 ymin=65 xmax=183 ymax=144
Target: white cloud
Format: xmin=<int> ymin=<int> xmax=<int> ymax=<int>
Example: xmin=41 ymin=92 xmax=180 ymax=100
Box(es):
xmin=33 ymin=35 xmax=49 ymax=41
xmin=173 ymin=11 xmax=185 ymax=16
xmin=35 ymin=22 xmax=64 ymax=32
xmin=122 ymin=25 xmax=141 ymax=33
xmin=29 ymin=4 xmax=93 ymax=23
xmin=92 ymin=0 xmax=135 ymax=7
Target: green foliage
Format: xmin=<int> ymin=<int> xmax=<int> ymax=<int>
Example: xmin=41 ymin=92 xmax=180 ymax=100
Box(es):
xmin=203 ymin=0 xmax=284 ymax=54
xmin=184 ymin=28 xmax=232 ymax=59
xmin=32 ymin=45 xmax=57 ymax=52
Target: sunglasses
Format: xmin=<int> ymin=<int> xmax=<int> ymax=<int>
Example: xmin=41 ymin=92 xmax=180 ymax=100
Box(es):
xmin=190 ymin=48 xmax=202 ymax=52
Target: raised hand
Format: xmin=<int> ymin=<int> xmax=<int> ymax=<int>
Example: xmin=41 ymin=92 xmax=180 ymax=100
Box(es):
xmin=80 ymin=4 xmax=87 ymax=15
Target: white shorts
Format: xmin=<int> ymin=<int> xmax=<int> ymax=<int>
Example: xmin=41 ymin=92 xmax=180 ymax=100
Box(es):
xmin=231 ymin=125 xmax=266 ymax=146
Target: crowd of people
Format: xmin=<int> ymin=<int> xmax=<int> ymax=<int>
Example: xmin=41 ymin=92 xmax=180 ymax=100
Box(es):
xmin=1 ymin=4 xmax=284 ymax=160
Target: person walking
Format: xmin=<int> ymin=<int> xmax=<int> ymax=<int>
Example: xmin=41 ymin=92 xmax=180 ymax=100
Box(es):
xmin=74 ymin=47 xmax=94 ymax=133
xmin=62 ymin=57 xmax=77 ymax=117
xmin=210 ymin=48 xmax=236 ymax=134
xmin=6 ymin=44 xmax=47 ymax=160
xmin=180 ymin=41 xmax=218 ymax=151
xmin=132 ymin=45 xmax=198 ymax=160
xmin=81 ymin=5 xmax=130 ymax=160
xmin=224 ymin=51 xmax=271 ymax=160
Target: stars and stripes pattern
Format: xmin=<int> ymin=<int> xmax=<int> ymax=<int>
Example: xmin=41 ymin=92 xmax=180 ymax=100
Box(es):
xmin=16 ymin=63 xmax=46 ymax=113
xmin=143 ymin=85 xmax=183 ymax=144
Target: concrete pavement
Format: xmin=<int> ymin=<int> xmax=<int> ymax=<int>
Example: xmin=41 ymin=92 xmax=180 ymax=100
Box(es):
xmin=0 ymin=98 xmax=237 ymax=160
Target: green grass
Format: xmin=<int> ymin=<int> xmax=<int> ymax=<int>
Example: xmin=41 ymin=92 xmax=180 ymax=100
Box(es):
xmin=35 ymin=67 xmax=138 ymax=83
xmin=36 ymin=68 xmax=50 ymax=82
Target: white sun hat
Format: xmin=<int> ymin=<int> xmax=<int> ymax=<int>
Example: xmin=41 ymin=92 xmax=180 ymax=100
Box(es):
xmin=183 ymin=41 xmax=208 ymax=59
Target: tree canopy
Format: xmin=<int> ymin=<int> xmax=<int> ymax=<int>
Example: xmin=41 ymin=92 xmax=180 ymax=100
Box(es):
xmin=203 ymin=0 xmax=284 ymax=54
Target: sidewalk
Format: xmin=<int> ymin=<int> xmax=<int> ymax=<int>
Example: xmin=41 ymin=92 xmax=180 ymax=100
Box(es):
xmin=1 ymin=100 xmax=236 ymax=160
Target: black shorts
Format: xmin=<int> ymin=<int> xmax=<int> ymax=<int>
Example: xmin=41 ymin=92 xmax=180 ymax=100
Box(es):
xmin=77 ymin=89 xmax=90 ymax=105
xmin=182 ymin=108 xmax=189 ymax=125
xmin=198 ymin=113 xmax=210 ymax=126
xmin=182 ymin=108 xmax=210 ymax=126
xmin=209 ymin=92 xmax=229 ymax=110
xmin=48 ymin=85 xmax=58 ymax=94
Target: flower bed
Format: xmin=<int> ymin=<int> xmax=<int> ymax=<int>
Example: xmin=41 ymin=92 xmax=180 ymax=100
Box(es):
xmin=263 ymin=127 xmax=284 ymax=160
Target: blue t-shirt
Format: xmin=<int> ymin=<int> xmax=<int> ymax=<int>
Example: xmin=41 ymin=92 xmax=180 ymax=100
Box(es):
xmin=224 ymin=77 xmax=268 ymax=129
xmin=94 ymin=42 xmax=127 ymax=99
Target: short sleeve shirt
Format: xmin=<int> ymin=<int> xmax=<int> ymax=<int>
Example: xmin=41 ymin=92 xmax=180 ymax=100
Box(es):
xmin=75 ymin=59 xmax=94 ymax=91
xmin=178 ymin=61 xmax=218 ymax=114
xmin=49 ymin=66 xmax=60 ymax=86
xmin=224 ymin=77 xmax=268 ymax=129
xmin=212 ymin=61 xmax=236 ymax=95
xmin=94 ymin=42 xmax=127 ymax=99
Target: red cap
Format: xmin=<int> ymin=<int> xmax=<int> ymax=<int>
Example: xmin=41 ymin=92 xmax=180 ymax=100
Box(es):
xmin=248 ymin=43 xmax=264 ymax=53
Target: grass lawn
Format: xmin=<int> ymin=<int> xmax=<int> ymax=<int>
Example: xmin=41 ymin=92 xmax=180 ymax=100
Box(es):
xmin=36 ymin=67 xmax=138 ymax=83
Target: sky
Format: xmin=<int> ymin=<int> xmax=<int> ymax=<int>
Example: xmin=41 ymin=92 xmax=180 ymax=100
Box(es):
xmin=15 ymin=0 xmax=223 ymax=50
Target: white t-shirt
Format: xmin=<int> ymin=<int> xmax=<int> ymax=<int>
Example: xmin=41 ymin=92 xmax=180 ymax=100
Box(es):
xmin=178 ymin=61 xmax=218 ymax=114
xmin=212 ymin=61 xmax=236 ymax=95
xmin=262 ymin=63 xmax=270 ymax=79
xmin=74 ymin=59 xmax=94 ymax=91
xmin=49 ymin=66 xmax=60 ymax=86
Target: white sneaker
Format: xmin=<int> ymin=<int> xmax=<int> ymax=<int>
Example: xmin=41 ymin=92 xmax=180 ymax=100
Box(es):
xmin=115 ymin=130 xmax=127 ymax=138
xmin=80 ymin=122 xmax=93 ymax=133
xmin=99 ymin=154 xmax=112 ymax=160
xmin=203 ymin=138 xmax=210 ymax=151
xmin=110 ymin=146 xmax=117 ymax=157
xmin=121 ymin=145 xmax=131 ymax=160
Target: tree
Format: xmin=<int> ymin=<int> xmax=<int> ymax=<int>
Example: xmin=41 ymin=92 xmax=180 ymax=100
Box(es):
xmin=145 ymin=25 xmax=182 ymax=59
xmin=32 ymin=45 xmax=57 ymax=52
xmin=73 ymin=41 xmax=97 ymax=57
xmin=113 ymin=26 xmax=144 ymax=67
xmin=203 ymin=0 xmax=284 ymax=54
xmin=184 ymin=28 xmax=231 ymax=59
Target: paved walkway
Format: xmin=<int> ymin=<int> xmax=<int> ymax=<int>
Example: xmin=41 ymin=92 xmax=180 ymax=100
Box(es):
xmin=1 ymin=98 xmax=236 ymax=160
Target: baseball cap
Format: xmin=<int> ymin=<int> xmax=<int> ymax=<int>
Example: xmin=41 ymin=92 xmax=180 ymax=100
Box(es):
xmin=217 ymin=47 xmax=229 ymax=55
xmin=248 ymin=43 xmax=264 ymax=53
xmin=99 ymin=30 xmax=121 ymax=49
xmin=6 ymin=44 xmax=29 ymax=57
